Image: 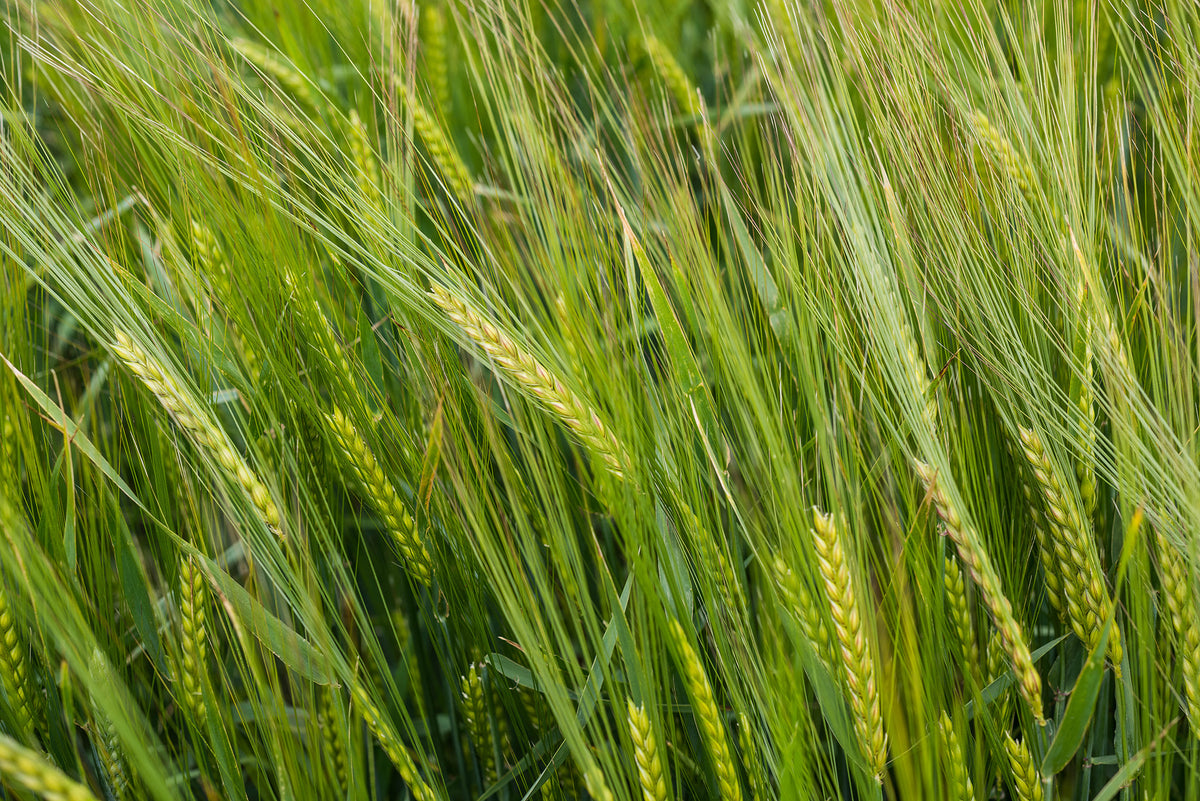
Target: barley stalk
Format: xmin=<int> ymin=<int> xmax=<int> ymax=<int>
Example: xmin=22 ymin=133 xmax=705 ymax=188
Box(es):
xmin=230 ymin=39 xmax=317 ymax=110
xmin=325 ymin=406 xmax=434 ymax=586
xmin=936 ymin=712 xmax=973 ymax=801
xmin=943 ymin=554 xmax=982 ymax=687
xmin=277 ymin=265 xmax=355 ymax=392
xmin=396 ymin=83 xmax=474 ymax=206
xmin=668 ymin=619 xmax=743 ymax=800
xmin=430 ymin=284 xmax=629 ymax=478
xmin=1155 ymin=528 xmax=1200 ymax=733
xmin=810 ymin=508 xmax=887 ymax=781
xmin=1018 ymin=426 xmax=1122 ymax=671
xmin=112 ymin=331 xmax=283 ymax=538
xmin=0 ymin=583 xmax=32 ymax=740
xmin=0 ymin=733 xmax=97 ymax=801
xmin=914 ymin=460 xmax=1045 ymax=724
xmin=351 ymin=683 xmax=439 ymax=801
xmin=178 ymin=555 xmax=208 ymax=723
xmin=627 ymin=699 xmax=667 ymax=801
xmin=1003 ymin=732 xmax=1044 ymax=801
xmin=461 ymin=664 xmax=495 ymax=783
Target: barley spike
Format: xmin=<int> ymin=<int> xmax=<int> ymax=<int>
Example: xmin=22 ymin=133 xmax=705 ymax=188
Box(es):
xmin=914 ymin=460 xmax=1044 ymax=724
xmin=431 ymin=284 xmax=628 ymax=478
xmin=811 ymin=508 xmax=887 ymax=781
xmin=0 ymin=733 xmax=97 ymax=801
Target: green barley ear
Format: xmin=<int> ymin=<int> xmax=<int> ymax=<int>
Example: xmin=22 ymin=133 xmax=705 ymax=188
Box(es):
xmin=1073 ymin=282 xmax=1098 ymax=521
xmin=1003 ymin=732 xmax=1044 ymax=801
xmin=667 ymin=619 xmax=743 ymax=801
xmin=772 ymin=555 xmax=833 ymax=666
xmin=987 ymin=632 xmax=1012 ymax=725
xmin=189 ymin=221 xmax=260 ymax=383
xmin=1071 ymin=232 xmax=1135 ymax=382
xmin=686 ymin=507 xmax=746 ymax=619
xmin=0 ymin=583 xmax=33 ymax=740
xmin=737 ymin=712 xmax=767 ymax=801
xmin=967 ymin=108 xmax=1037 ymax=209
xmin=583 ymin=764 xmax=615 ymax=801
xmin=189 ymin=220 xmax=232 ymax=304
xmin=460 ymin=664 xmax=495 ymax=783
xmin=320 ymin=688 xmax=349 ymax=794
xmin=643 ymin=35 xmax=703 ymax=121
xmin=324 ymin=406 xmax=434 ymax=586
xmin=810 ymin=508 xmax=887 ymax=782
xmin=178 ymin=556 xmax=208 ymax=723
xmin=430 ymin=284 xmax=629 ymax=478
xmin=351 ymin=683 xmax=440 ymax=801
xmin=396 ymin=83 xmax=475 ymax=206
xmin=348 ymin=110 xmax=383 ymax=209
xmin=0 ymin=733 xmax=97 ymax=801
xmin=627 ymin=699 xmax=668 ymax=801
xmin=914 ymin=460 xmax=1044 ymax=725
xmin=90 ymin=650 xmax=130 ymax=801
xmin=936 ymin=712 xmax=973 ymax=801
xmin=112 ymin=331 xmax=283 ymax=538
xmin=392 ymin=611 xmax=426 ymax=714
xmin=1154 ymin=528 xmax=1200 ymax=733
xmin=943 ymin=554 xmax=982 ymax=687
xmin=230 ymin=38 xmax=317 ymax=111
xmin=1020 ymin=471 xmax=1065 ymax=620
xmin=421 ymin=5 xmax=451 ymax=115
xmin=888 ymin=282 xmax=939 ymax=437
xmin=1018 ymin=426 xmax=1122 ymax=672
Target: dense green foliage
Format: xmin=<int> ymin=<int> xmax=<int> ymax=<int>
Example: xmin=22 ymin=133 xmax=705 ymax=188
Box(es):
xmin=2 ymin=0 xmax=1199 ymax=799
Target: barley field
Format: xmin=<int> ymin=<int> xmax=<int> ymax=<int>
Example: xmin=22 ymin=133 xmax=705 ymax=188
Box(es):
xmin=1 ymin=0 xmax=1198 ymax=799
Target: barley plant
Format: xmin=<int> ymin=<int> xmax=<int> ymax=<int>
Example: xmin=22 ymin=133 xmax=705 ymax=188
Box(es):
xmin=1 ymin=0 xmax=1199 ymax=799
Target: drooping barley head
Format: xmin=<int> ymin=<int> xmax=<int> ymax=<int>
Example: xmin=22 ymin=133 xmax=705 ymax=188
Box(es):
xmin=0 ymin=733 xmax=98 ymax=801
xmin=936 ymin=712 xmax=974 ymax=801
xmin=1003 ymin=732 xmax=1044 ymax=801
xmin=325 ymin=406 xmax=434 ymax=586
xmin=113 ymin=331 xmax=283 ymax=538
xmin=810 ymin=508 xmax=887 ymax=782
xmin=430 ymin=285 xmax=629 ymax=478
xmin=667 ymin=619 xmax=743 ymax=801
xmin=627 ymin=699 xmax=668 ymax=801
xmin=914 ymin=460 xmax=1044 ymax=725
xmin=1018 ymin=426 xmax=1121 ymax=672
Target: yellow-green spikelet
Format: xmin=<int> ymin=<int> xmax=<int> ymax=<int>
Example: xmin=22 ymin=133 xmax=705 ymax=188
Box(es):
xmin=0 ymin=584 xmax=32 ymax=740
xmin=325 ymin=407 xmax=433 ymax=586
xmin=0 ymin=733 xmax=98 ymax=801
xmin=178 ymin=556 xmax=208 ymax=723
xmin=668 ymin=619 xmax=743 ymax=801
xmin=628 ymin=700 xmax=668 ymax=801
xmin=810 ymin=508 xmax=887 ymax=782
